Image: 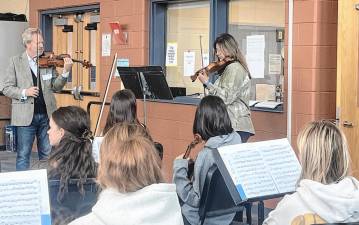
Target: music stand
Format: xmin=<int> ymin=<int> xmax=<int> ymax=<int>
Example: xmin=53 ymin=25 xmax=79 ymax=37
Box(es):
xmin=116 ymin=67 xmax=145 ymax=99
xmin=142 ymin=69 xmax=173 ymax=100
xmin=117 ymin=66 xmax=174 ymax=125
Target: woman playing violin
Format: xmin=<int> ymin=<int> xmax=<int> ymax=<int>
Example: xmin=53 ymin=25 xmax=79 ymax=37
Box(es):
xmin=196 ymin=33 xmax=255 ymax=142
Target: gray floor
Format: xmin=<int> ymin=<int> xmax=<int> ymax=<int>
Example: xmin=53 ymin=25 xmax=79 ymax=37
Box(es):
xmin=0 ymin=150 xmax=272 ymax=225
xmin=0 ymin=150 xmax=38 ymax=172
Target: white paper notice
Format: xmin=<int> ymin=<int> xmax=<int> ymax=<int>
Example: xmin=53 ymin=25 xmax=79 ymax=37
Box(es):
xmin=218 ymin=138 xmax=301 ymax=200
xmin=0 ymin=169 xmax=51 ymax=225
xmin=183 ymin=51 xmax=196 ymax=76
xmin=246 ymin=35 xmax=265 ymax=78
xmin=102 ymin=33 xmax=111 ymax=57
xmin=166 ymin=42 xmax=177 ymax=67
xmin=202 ymin=53 xmax=209 ymax=67
xmin=269 ymin=54 xmax=282 ymax=75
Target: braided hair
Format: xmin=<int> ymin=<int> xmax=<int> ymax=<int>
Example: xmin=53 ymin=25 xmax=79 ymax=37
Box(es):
xmin=49 ymin=106 xmax=97 ymax=202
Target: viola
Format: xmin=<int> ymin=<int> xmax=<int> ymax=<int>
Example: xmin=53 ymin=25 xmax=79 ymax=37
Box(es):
xmin=38 ymin=52 xmax=93 ymax=69
xmin=190 ymin=57 xmax=233 ymax=82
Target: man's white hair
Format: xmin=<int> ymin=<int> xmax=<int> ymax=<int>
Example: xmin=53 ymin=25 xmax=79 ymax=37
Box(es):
xmin=22 ymin=28 xmax=42 ymax=47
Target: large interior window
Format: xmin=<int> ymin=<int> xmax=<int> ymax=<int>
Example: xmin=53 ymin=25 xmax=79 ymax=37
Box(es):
xmin=165 ymin=1 xmax=210 ymax=95
xmin=229 ymin=0 xmax=285 ymax=102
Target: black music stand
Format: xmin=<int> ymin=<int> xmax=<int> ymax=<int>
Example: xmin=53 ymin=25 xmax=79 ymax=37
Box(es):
xmin=117 ymin=66 xmax=173 ymax=100
xmin=117 ymin=66 xmax=174 ymax=125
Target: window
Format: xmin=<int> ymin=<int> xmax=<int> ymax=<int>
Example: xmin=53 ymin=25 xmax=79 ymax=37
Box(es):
xmin=150 ymin=0 xmax=286 ymax=103
xmin=229 ymin=0 xmax=285 ymax=102
xmin=166 ymin=2 xmax=210 ymax=95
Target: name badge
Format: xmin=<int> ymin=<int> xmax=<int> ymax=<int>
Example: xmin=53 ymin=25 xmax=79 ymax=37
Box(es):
xmin=42 ymin=73 xmax=52 ymax=81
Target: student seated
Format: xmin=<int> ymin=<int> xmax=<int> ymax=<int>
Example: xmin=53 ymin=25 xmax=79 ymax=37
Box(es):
xmin=173 ymin=95 xmax=242 ymax=225
xmin=263 ymin=120 xmax=359 ymax=225
xmin=46 ymin=106 xmax=98 ymax=225
xmin=69 ymin=123 xmax=184 ymax=225
xmin=102 ymin=89 xmax=163 ymax=159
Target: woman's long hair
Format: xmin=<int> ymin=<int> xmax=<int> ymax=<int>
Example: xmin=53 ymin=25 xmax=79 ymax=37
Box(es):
xmin=214 ymin=33 xmax=251 ymax=78
xmin=49 ymin=106 xmax=97 ymax=202
xmin=298 ymin=120 xmax=351 ymax=184
xmin=103 ymin=89 xmax=140 ymax=135
xmin=98 ymin=123 xmax=163 ymax=192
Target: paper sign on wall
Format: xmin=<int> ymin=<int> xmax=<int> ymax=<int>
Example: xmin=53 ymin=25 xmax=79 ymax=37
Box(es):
xmin=183 ymin=51 xmax=195 ymax=76
xmin=166 ymin=42 xmax=178 ymax=66
xmin=269 ymin=54 xmax=282 ymax=75
xmin=246 ymin=35 xmax=265 ymax=78
xmin=202 ymin=53 xmax=209 ymax=67
xmin=114 ymin=58 xmax=129 ymax=77
xmin=102 ymin=33 xmax=111 ymax=57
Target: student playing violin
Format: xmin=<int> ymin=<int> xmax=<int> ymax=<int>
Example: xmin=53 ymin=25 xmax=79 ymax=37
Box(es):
xmin=196 ymin=33 xmax=255 ymax=143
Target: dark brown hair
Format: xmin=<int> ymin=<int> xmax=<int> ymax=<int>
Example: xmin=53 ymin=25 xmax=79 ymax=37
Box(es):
xmin=193 ymin=95 xmax=233 ymax=141
xmin=103 ymin=89 xmax=140 ymax=134
xmin=49 ymin=106 xmax=97 ymax=202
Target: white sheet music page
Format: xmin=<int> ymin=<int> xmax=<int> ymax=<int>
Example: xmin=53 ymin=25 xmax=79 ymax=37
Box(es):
xmin=92 ymin=136 xmax=104 ymax=163
xmin=217 ymin=138 xmax=301 ymax=200
xmin=0 ymin=169 xmax=51 ymax=225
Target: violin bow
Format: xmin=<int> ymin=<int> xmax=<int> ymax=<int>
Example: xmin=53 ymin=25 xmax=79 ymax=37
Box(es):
xmin=94 ymin=53 xmax=118 ymax=136
xmin=36 ymin=28 xmax=40 ymax=89
xmin=199 ymin=35 xmax=204 ymax=68
xmin=199 ymin=35 xmax=207 ymax=95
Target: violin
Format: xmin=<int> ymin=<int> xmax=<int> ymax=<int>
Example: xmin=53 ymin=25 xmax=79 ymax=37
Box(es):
xmin=183 ymin=134 xmax=202 ymax=179
xmin=190 ymin=57 xmax=233 ymax=82
xmin=38 ymin=52 xmax=93 ymax=69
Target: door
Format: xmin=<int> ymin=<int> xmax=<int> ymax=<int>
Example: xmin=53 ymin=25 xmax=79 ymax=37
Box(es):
xmin=337 ymin=0 xmax=359 ymax=177
xmin=51 ymin=11 xmax=101 ymax=130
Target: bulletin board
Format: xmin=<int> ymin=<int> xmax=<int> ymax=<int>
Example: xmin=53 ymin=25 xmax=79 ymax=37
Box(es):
xmin=229 ymin=25 xmax=285 ymax=101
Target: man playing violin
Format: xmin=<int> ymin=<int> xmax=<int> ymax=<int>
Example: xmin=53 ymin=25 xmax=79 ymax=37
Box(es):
xmin=196 ymin=33 xmax=255 ymax=143
xmin=0 ymin=28 xmax=73 ymax=170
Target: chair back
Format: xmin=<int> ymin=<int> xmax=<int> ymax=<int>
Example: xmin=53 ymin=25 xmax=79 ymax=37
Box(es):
xmin=199 ymin=164 xmax=244 ymax=225
xmin=49 ymin=178 xmax=99 ymax=224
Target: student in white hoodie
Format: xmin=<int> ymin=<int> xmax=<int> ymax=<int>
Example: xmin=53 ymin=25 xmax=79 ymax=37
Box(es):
xmin=264 ymin=120 xmax=359 ymax=225
xmin=69 ymin=123 xmax=184 ymax=225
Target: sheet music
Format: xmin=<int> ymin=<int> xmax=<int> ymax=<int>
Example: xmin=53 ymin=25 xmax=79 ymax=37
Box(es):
xmin=220 ymin=149 xmax=278 ymax=199
xmin=258 ymin=139 xmax=301 ymax=193
xmin=218 ymin=138 xmax=301 ymax=200
xmin=92 ymin=136 xmax=104 ymax=163
xmin=0 ymin=170 xmax=51 ymax=225
xmin=254 ymin=101 xmax=282 ymax=109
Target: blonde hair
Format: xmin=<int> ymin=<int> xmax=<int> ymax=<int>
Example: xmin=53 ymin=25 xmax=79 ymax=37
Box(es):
xmin=22 ymin=28 xmax=42 ymax=47
xmin=298 ymin=120 xmax=351 ymax=184
xmin=98 ymin=123 xmax=163 ymax=192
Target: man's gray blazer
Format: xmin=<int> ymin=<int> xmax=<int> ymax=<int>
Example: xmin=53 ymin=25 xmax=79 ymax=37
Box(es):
xmin=0 ymin=52 xmax=67 ymax=126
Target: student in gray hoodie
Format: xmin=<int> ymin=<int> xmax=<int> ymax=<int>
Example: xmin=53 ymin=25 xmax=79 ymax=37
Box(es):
xmin=173 ymin=95 xmax=242 ymax=225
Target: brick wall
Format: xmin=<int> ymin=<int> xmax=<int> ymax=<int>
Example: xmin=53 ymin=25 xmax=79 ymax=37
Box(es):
xmin=291 ymin=0 xmax=337 ymax=146
xmin=29 ymin=0 xmax=149 ymax=98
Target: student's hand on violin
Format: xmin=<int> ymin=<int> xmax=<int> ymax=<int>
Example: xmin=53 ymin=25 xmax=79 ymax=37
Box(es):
xmin=25 ymin=86 xmax=39 ymax=98
xmin=197 ymin=70 xmax=209 ymax=84
xmin=176 ymin=153 xmax=186 ymax=160
xmin=63 ymin=57 xmax=73 ymax=73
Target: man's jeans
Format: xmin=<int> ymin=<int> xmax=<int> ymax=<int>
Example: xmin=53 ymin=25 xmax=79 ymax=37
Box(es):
xmin=16 ymin=113 xmax=51 ymax=170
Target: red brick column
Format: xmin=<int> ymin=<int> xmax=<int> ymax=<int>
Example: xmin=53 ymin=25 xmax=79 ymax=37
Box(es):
xmin=291 ymin=0 xmax=337 ymax=145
